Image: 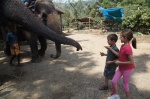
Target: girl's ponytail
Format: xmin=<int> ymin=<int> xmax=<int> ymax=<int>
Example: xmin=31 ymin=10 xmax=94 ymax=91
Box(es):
xmin=132 ymin=37 xmax=137 ymax=49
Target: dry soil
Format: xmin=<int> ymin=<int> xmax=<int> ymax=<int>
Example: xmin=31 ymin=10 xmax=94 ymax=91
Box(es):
xmin=0 ymin=29 xmax=150 ymax=99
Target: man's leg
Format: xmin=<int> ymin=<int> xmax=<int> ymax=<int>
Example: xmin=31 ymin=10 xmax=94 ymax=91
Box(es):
xmin=10 ymin=55 xmax=15 ymax=66
xmin=17 ymin=54 xmax=21 ymax=66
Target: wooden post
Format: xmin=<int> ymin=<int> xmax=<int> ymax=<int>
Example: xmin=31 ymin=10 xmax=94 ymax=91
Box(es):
xmin=60 ymin=14 xmax=62 ymax=34
xmin=89 ymin=18 xmax=90 ymax=29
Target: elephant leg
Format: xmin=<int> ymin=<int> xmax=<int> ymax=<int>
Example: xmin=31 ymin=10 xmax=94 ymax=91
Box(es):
xmin=45 ymin=12 xmax=62 ymax=59
xmin=38 ymin=36 xmax=47 ymax=57
xmin=4 ymin=42 xmax=11 ymax=56
xmin=50 ymin=42 xmax=61 ymax=59
xmin=23 ymin=31 xmax=41 ymax=62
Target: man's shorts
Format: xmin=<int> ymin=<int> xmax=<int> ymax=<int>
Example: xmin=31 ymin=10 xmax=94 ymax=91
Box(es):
xmin=10 ymin=43 xmax=20 ymax=55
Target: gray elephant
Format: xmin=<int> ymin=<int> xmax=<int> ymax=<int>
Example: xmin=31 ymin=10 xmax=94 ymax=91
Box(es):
xmin=0 ymin=0 xmax=82 ymax=61
xmin=35 ymin=0 xmax=63 ymax=59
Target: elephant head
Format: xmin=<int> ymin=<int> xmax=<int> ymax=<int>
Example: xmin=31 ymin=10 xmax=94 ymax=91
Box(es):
xmin=0 ymin=0 xmax=82 ymax=53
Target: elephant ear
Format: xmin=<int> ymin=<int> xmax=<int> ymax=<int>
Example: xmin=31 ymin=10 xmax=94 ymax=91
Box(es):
xmin=35 ymin=0 xmax=62 ymax=34
xmin=47 ymin=12 xmax=61 ymax=34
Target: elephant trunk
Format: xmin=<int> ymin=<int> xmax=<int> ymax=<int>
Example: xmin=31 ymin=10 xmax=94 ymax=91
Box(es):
xmin=2 ymin=0 xmax=82 ymax=51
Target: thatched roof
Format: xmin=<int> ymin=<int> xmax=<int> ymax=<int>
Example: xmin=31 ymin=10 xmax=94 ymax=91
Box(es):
xmin=55 ymin=8 xmax=65 ymax=14
xmin=72 ymin=17 xmax=94 ymax=23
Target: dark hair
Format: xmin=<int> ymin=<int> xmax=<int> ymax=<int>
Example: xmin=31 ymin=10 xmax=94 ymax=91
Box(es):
xmin=107 ymin=34 xmax=118 ymax=42
xmin=121 ymin=29 xmax=137 ymax=49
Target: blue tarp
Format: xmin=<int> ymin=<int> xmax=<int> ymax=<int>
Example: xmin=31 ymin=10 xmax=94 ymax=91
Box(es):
xmin=99 ymin=7 xmax=124 ymax=22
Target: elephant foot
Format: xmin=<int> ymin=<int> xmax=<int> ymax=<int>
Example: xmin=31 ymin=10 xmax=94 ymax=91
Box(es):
xmin=50 ymin=54 xmax=60 ymax=59
xmin=31 ymin=58 xmax=42 ymax=63
xmin=38 ymin=50 xmax=45 ymax=57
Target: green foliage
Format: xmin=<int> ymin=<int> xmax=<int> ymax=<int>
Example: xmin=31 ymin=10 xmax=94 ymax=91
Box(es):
xmin=90 ymin=9 xmax=96 ymax=17
xmin=62 ymin=8 xmax=73 ymax=29
xmin=122 ymin=8 xmax=150 ymax=34
xmin=78 ymin=22 xmax=85 ymax=30
xmin=54 ymin=0 xmax=150 ymax=32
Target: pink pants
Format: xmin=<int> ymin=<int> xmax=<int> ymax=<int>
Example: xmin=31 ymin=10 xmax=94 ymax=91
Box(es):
xmin=111 ymin=69 xmax=132 ymax=92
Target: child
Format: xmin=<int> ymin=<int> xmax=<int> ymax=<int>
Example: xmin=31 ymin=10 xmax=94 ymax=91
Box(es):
xmin=99 ymin=34 xmax=119 ymax=90
xmin=6 ymin=32 xmax=21 ymax=66
xmin=106 ymin=29 xmax=137 ymax=99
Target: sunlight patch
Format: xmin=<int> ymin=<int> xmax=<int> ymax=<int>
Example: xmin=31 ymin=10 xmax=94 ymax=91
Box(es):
xmin=32 ymin=93 xmax=41 ymax=99
xmin=0 ymin=51 xmax=4 ymax=54
xmin=0 ymin=57 xmax=6 ymax=61
xmin=64 ymin=67 xmax=77 ymax=72
xmin=50 ymin=84 xmax=62 ymax=91
xmin=21 ymin=58 xmax=30 ymax=62
xmin=81 ymin=68 xmax=99 ymax=75
xmin=33 ymin=80 xmax=45 ymax=85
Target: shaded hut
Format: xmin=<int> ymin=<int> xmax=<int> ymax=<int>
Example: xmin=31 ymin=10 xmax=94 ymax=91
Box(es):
xmin=72 ymin=17 xmax=94 ymax=29
xmin=55 ymin=8 xmax=65 ymax=33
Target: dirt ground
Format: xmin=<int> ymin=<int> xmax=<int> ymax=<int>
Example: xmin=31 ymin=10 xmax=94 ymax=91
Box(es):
xmin=0 ymin=29 xmax=150 ymax=99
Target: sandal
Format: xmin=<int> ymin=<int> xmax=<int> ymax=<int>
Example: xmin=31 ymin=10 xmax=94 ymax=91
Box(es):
xmin=111 ymin=89 xmax=115 ymax=95
xmin=99 ymin=85 xmax=108 ymax=90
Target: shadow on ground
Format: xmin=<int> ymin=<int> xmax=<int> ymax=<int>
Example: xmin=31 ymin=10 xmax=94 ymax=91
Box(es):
xmin=0 ymin=33 xmax=150 ymax=99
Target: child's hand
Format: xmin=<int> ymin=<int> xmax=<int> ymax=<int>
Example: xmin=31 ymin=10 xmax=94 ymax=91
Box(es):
xmin=100 ymin=52 xmax=105 ymax=56
xmin=115 ymin=60 xmax=120 ymax=64
xmin=104 ymin=46 xmax=111 ymax=49
xmin=106 ymin=61 xmax=114 ymax=64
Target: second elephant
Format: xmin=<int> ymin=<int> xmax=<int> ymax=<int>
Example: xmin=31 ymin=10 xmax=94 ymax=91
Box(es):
xmin=35 ymin=0 xmax=64 ymax=59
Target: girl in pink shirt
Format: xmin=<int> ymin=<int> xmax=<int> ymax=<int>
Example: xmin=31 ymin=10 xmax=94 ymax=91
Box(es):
xmin=106 ymin=29 xmax=137 ymax=99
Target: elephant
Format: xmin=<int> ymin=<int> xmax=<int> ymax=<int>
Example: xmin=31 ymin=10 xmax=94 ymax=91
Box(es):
xmin=0 ymin=0 xmax=82 ymax=62
xmin=34 ymin=0 xmax=63 ymax=59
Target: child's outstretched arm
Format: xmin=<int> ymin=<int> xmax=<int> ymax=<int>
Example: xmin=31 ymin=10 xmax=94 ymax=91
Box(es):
xmin=106 ymin=59 xmax=118 ymax=64
xmin=104 ymin=46 xmax=119 ymax=56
